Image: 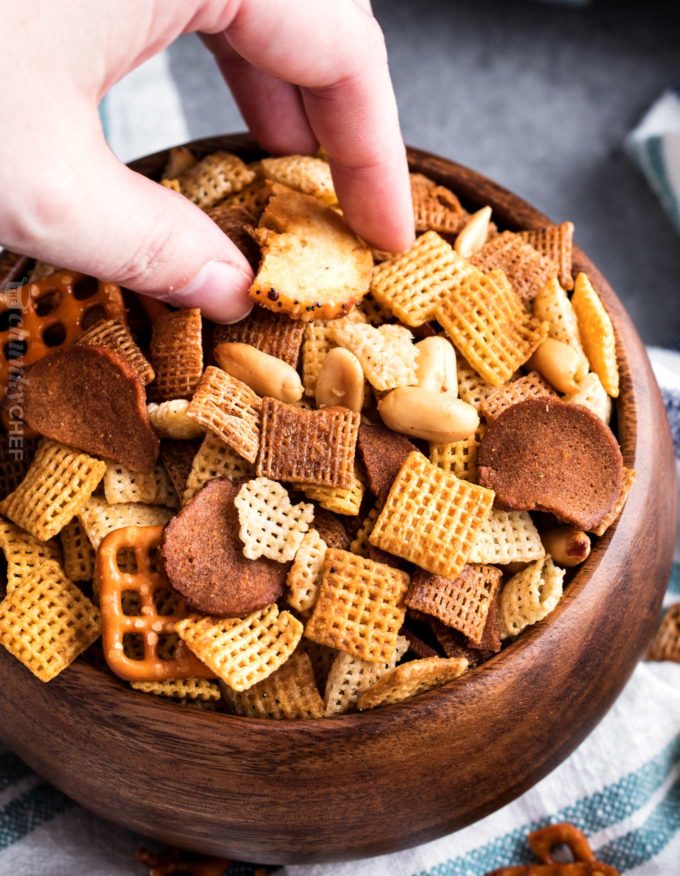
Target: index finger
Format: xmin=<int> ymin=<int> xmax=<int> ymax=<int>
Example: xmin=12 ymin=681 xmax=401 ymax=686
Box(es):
xmin=215 ymin=0 xmax=414 ymax=252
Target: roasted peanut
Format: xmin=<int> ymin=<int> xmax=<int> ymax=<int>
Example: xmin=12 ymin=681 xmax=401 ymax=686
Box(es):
xmin=528 ymin=338 xmax=582 ymax=394
xmin=541 ymin=526 xmax=591 ymax=567
xmin=214 ymin=342 xmax=303 ymax=403
xmin=315 ymin=347 xmax=365 ymax=412
xmin=415 ymin=336 xmax=458 ymax=396
xmin=378 ymin=387 xmax=479 ymax=443
xmin=455 ymin=206 xmax=492 ymax=258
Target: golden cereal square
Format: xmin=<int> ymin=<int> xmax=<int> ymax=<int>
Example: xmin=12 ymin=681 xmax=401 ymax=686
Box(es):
xmin=429 ymin=423 xmax=486 ymax=483
xmin=324 ymin=634 xmax=409 ymax=715
xmin=60 ymin=517 xmax=95 ymax=583
xmin=304 ymin=548 xmax=409 ymax=664
xmin=0 ymin=562 xmax=100 ymax=682
xmin=500 ymin=556 xmax=565 ymax=639
xmin=469 ymin=509 xmax=545 ymax=565
xmin=369 ymin=452 xmax=494 ymax=579
xmin=369 ymin=231 xmax=476 ymax=326
xmin=300 ymin=463 xmax=365 ymax=516
xmin=178 ymin=151 xmax=256 ymax=209
xmin=0 ymin=440 xmax=106 ymax=541
xmin=0 ymin=517 xmax=61 ymax=592
xmin=187 ymin=366 xmax=262 ymax=463
xmin=260 ymin=155 xmax=336 ymax=205
xmin=181 ymin=430 xmax=253 ymax=504
xmin=357 ymin=656 xmax=468 ymax=710
xmin=435 ymin=269 xmax=548 ymax=387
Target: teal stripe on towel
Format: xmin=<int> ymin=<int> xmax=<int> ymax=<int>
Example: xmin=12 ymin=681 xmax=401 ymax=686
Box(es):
xmin=667 ymin=562 xmax=680 ymax=595
xmin=0 ymin=782 xmax=71 ymax=852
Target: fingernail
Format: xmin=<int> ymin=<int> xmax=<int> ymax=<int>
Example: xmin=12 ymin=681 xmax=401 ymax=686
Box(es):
xmin=165 ymin=260 xmax=254 ymax=324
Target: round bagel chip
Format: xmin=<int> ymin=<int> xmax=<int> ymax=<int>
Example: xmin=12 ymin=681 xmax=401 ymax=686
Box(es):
xmin=477 ymin=398 xmax=623 ymax=531
xmin=21 ymin=344 xmax=159 ymax=473
xmin=160 ymin=477 xmax=287 ymax=617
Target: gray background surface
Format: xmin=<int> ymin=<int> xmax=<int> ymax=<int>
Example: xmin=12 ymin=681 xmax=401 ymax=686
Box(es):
xmin=166 ymin=0 xmax=680 ymax=345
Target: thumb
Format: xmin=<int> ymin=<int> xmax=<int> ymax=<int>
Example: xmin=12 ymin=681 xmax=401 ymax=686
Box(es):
xmin=4 ymin=132 xmax=254 ymax=324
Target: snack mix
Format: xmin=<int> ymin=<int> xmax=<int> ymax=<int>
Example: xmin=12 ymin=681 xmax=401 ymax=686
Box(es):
xmin=0 ymin=147 xmax=633 ymax=719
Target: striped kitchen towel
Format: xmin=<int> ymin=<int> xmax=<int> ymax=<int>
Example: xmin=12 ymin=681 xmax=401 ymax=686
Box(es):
xmin=0 ymin=348 xmax=677 ymax=876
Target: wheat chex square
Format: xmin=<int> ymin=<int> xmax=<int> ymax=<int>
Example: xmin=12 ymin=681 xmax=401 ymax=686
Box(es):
xmin=256 ymin=398 xmax=359 ymax=488
xmin=304 ymin=548 xmax=409 ymax=663
xmin=470 ymin=230 xmax=555 ymax=305
xmin=213 ymin=306 xmax=305 ymax=368
xmin=369 ymin=451 xmax=494 ymax=579
xmin=149 ymin=308 xmax=203 ymax=401
xmin=518 ymin=222 xmax=574 ymax=290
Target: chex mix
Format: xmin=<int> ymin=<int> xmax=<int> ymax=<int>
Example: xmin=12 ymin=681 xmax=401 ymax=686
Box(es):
xmin=0 ymin=146 xmax=633 ymax=719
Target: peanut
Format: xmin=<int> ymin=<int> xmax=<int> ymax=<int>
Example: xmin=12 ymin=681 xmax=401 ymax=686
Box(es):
xmin=455 ymin=206 xmax=492 ymax=258
xmin=214 ymin=342 xmax=303 ymax=403
xmin=415 ymin=336 xmax=458 ymax=396
xmin=315 ymin=347 xmax=365 ymax=412
xmin=541 ymin=526 xmax=591 ymax=567
xmin=528 ymin=338 xmax=583 ymax=394
xmin=378 ymin=387 xmax=479 ymax=443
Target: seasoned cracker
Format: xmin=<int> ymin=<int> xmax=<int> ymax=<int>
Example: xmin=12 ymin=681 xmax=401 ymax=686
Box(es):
xmin=300 ymin=463 xmax=365 ymax=516
xmin=176 ymin=605 xmax=303 ymax=691
xmin=213 ymin=306 xmax=305 ymax=368
xmin=410 ymin=173 xmax=468 ymax=235
xmin=429 ymin=423 xmax=486 ymax=483
xmin=572 ymin=273 xmax=619 ymax=398
xmin=182 ymin=430 xmax=253 ymax=503
xmin=60 ymin=517 xmax=95 ymax=583
xmin=286 ymin=528 xmax=327 ymax=615
xmin=436 ymin=269 xmax=549 ymax=387
xmin=500 ymin=555 xmax=565 ymax=639
xmin=178 ymin=151 xmax=256 ymax=209
xmin=518 ymin=222 xmax=574 ymax=290
xmin=357 ymin=656 xmax=468 ymax=710
xmin=370 ymin=452 xmax=494 ymax=580
xmin=260 ymin=155 xmax=336 ymax=205
xmin=405 ymin=564 xmax=502 ymax=645
xmin=0 ymin=561 xmax=100 ymax=682
xmin=304 ymin=548 xmax=409 ymax=663
xmin=302 ymin=310 xmax=366 ymax=396
xmin=187 ymin=366 xmax=261 ymax=463
xmin=469 ymin=509 xmax=545 ymax=565
xmin=330 ymin=322 xmax=418 ymax=391
xmin=78 ymin=496 xmax=172 ymax=550
xmin=0 ymin=517 xmax=61 ymax=592
xmin=480 ymin=372 xmax=557 ymax=421
xmin=257 ymin=398 xmax=359 ymax=488
xmin=131 ymin=678 xmax=221 ymax=701
xmin=0 ymin=440 xmax=106 ymax=541
xmin=591 ymin=466 xmax=635 ymax=537
xmin=647 ymin=604 xmax=680 ymax=663
xmin=533 ymin=278 xmax=589 ymax=377
xmin=235 ymin=477 xmax=314 ymax=563
xmin=149 ymin=308 xmax=203 ymax=401
xmin=324 ymin=634 xmax=409 ymax=715
xmin=563 ymin=371 xmax=612 ymax=424
xmin=470 ymin=231 xmax=555 ymax=305
xmin=357 ymin=423 xmax=417 ymax=500
xmin=222 ymin=648 xmax=324 ymax=719
xmin=249 ymin=185 xmax=372 ymax=320
xmin=77 ymin=319 xmax=154 ymax=385
xmin=148 ymin=399 xmax=205 ymax=440
xmin=370 ymin=231 xmax=476 ymax=326
xmin=104 ymin=463 xmax=178 ymax=508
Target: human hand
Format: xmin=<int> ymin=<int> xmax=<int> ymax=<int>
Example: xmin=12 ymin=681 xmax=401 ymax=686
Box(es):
xmin=1 ymin=0 xmax=413 ymax=322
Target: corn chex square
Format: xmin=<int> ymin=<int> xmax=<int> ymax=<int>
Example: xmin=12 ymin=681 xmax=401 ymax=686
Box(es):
xmin=78 ymin=496 xmax=172 ymax=550
xmin=60 ymin=517 xmax=95 ymax=583
xmin=181 ymin=430 xmax=253 ymax=503
xmin=469 ymin=509 xmax=545 ymax=565
xmin=405 ymin=564 xmax=502 ymax=645
xmin=304 ymin=548 xmax=409 ymax=663
xmin=287 ymin=528 xmax=327 ymax=615
xmin=0 ymin=517 xmax=61 ymax=592
xmin=518 ymin=222 xmax=574 ymax=290
xmin=176 ymin=605 xmax=303 ymax=691
xmin=480 ymin=372 xmax=557 ymax=421
xmin=435 ymin=269 xmax=549 ymax=387
xmin=235 ymin=478 xmax=313 ymax=563
xmin=470 ymin=231 xmax=555 ymax=305
xmin=178 ymin=151 xmax=256 ymax=209
xmin=370 ymin=452 xmax=494 ymax=580
xmin=187 ymin=366 xmax=262 ymax=463
xmin=572 ymin=273 xmax=619 ymax=398
xmin=300 ymin=463 xmax=365 ymax=516
xmin=430 ymin=423 xmax=486 ymax=483
xmin=357 ymin=656 xmax=468 ymax=710
xmin=370 ymin=231 xmax=476 ymax=326
xmin=260 ymin=155 xmax=336 ymax=206
xmin=149 ymin=308 xmax=203 ymax=401
xmin=500 ymin=556 xmax=565 ymax=639
xmin=456 ymin=360 xmax=497 ymax=409
xmin=330 ymin=322 xmax=417 ymax=391
xmin=257 ymin=398 xmax=359 ymax=488
xmin=222 ymin=648 xmax=325 ymax=719
xmin=0 ymin=561 xmax=100 ymax=682
xmin=104 ymin=463 xmax=178 ymax=508
xmin=0 ymin=440 xmax=106 ymax=541
xmin=324 ymin=634 xmax=409 ymax=715
xmin=131 ymin=679 xmax=221 ymax=701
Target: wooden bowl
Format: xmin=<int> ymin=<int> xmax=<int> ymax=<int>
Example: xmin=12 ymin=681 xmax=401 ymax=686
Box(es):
xmin=0 ymin=135 xmax=676 ymax=865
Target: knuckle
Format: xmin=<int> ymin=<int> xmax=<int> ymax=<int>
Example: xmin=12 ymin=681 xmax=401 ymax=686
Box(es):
xmin=112 ymin=220 xmax=180 ymax=291
xmin=0 ymin=170 xmax=79 ymax=252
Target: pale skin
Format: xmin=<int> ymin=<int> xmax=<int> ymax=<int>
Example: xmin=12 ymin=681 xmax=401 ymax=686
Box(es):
xmin=0 ymin=0 xmax=414 ymax=322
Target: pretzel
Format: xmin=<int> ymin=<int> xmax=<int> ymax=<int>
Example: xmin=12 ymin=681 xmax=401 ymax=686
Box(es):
xmin=0 ymin=271 xmax=125 ymax=398
xmin=470 ymin=231 xmax=555 ymax=305
xmin=98 ymin=525 xmax=214 ymax=682
xmin=135 ymin=847 xmax=231 ymax=876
